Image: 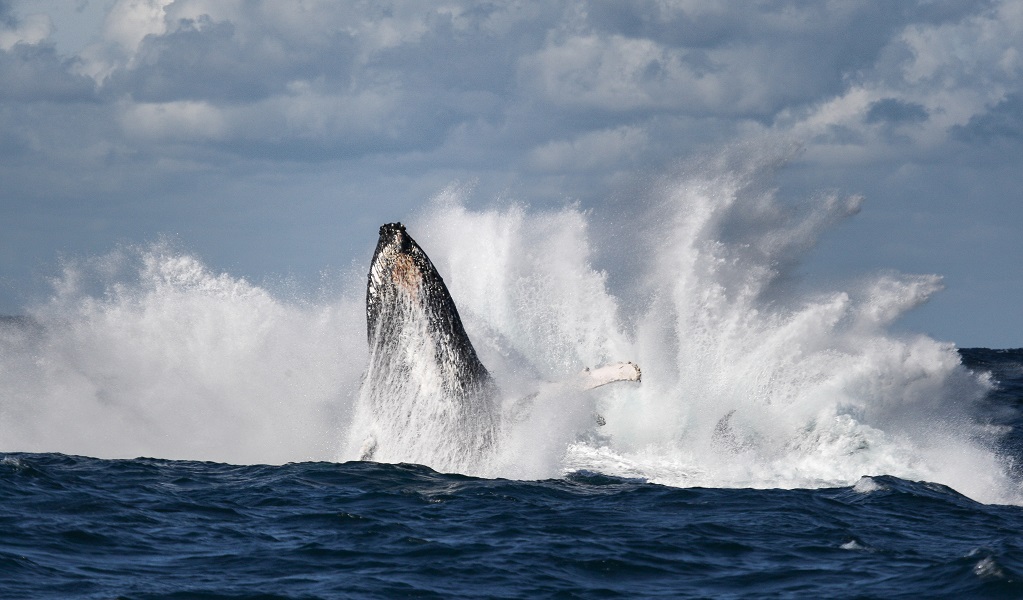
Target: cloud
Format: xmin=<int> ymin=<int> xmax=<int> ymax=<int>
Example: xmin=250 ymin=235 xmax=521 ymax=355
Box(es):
xmin=0 ymin=6 xmax=92 ymax=103
xmin=119 ymin=98 xmax=226 ymax=141
xmin=527 ymin=125 xmax=649 ymax=173
xmin=520 ymin=34 xmax=689 ymax=112
xmin=63 ymin=2 xmax=536 ymax=161
xmin=1 ymin=0 xmax=1019 ymax=178
xmin=3 ymin=0 xmax=1020 ymax=212
xmin=951 ymin=93 xmax=1023 ymax=142
xmin=72 ymin=0 xmax=173 ymax=82
xmin=769 ymin=0 xmax=1023 ymax=164
xmin=0 ymin=9 xmax=51 ymax=50
xmin=1 ymin=1 xmax=1022 ymax=346
xmin=864 ymin=98 xmax=929 ymax=124
xmin=0 ymin=41 xmax=96 ymax=102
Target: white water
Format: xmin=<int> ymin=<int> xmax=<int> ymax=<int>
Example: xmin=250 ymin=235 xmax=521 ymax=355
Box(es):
xmin=0 ymin=152 xmax=1016 ymax=503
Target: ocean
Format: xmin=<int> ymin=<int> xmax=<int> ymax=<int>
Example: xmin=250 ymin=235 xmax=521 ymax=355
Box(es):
xmin=2 ymin=407 xmax=1023 ymax=599
xmin=1 ymin=161 xmax=1021 ymax=597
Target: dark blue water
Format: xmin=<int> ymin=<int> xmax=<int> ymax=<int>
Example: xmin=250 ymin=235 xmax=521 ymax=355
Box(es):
xmin=2 ymin=348 xmax=1022 ymax=599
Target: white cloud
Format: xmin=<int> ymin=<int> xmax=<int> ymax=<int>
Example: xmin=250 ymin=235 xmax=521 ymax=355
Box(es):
xmin=895 ymin=3 xmax=1023 ymax=124
xmin=772 ymin=1 xmax=1023 ymax=164
xmin=527 ymin=125 xmax=649 ymax=173
xmin=275 ymin=79 xmax=404 ymax=141
xmin=103 ymin=0 xmax=174 ymax=53
xmin=0 ymin=12 xmax=52 ymax=50
xmin=120 ymin=99 xmax=226 ymax=141
xmin=74 ymin=0 xmax=173 ymax=82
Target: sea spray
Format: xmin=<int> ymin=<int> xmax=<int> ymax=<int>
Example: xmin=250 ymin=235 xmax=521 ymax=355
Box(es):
xmin=0 ymin=152 xmax=1017 ymax=503
xmin=399 ymin=154 xmax=1013 ymax=503
xmin=0 ymin=240 xmax=363 ymax=464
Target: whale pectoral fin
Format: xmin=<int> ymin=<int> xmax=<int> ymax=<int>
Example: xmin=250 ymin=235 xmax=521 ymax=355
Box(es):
xmin=580 ymin=362 xmax=640 ymax=427
xmin=359 ymin=435 xmax=378 ymax=461
xmin=503 ymin=362 xmax=641 ymax=424
xmin=577 ymin=361 xmax=641 ymax=390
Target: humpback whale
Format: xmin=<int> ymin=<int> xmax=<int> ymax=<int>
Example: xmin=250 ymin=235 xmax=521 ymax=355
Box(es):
xmin=350 ymin=222 xmax=639 ymax=473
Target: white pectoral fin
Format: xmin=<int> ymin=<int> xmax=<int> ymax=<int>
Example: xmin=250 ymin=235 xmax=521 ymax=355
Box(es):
xmin=505 ymin=361 xmax=641 ymax=424
xmin=577 ymin=361 xmax=641 ymax=390
xmin=580 ymin=361 xmax=640 ymax=427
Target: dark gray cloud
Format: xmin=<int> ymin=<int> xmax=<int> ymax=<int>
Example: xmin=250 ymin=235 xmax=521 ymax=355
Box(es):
xmin=952 ymin=94 xmax=1023 ymax=142
xmin=106 ymin=15 xmax=358 ymax=103
xmin=865 ymin=98 xmax=929 ymax=124
xmin=2 ymin=0 xmax=1018 ymax=182
xmin=0 ymin=36 xmax=93 ymax=102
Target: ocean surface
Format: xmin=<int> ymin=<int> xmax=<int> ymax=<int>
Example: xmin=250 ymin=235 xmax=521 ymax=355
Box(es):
xmin=1 ymin=353 xmax=1021 ymax=599
xmin=2 ymin=165 xmax=1022 ymax=597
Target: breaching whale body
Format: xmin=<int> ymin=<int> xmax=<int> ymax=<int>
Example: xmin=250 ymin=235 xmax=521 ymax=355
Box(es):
xmin=354 ymin=222 xmax=500 ymax=472
xmin=350 ymin=222 xmax=640 ymax=474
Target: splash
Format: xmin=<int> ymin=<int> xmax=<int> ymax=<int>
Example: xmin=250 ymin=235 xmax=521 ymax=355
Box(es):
xmin=0 ymin=240 xmax=364 ymax=465
xmin=0 ymin=151 xmax=1016 ymax=503
xmin=392 ymin=153 xmax=1014 ymax=503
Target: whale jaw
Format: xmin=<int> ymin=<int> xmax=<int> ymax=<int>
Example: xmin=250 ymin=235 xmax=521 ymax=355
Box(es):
xmin=353 ymin=222 xmax=499 ymax=472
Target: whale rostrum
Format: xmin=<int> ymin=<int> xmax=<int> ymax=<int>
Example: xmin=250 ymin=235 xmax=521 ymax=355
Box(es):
xmin=352 ymin=222 xmax=640 ymax=472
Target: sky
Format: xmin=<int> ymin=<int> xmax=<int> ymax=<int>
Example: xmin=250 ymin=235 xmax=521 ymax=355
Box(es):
xmin=0 ymin=0 xmax=1020 ymax=347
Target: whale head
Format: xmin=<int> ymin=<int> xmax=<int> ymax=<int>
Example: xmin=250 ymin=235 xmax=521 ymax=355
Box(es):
xmin=356 ymin=222 xmax=499 ymax=471
xmin=366 ymin=222 xmax=436 ymax=339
